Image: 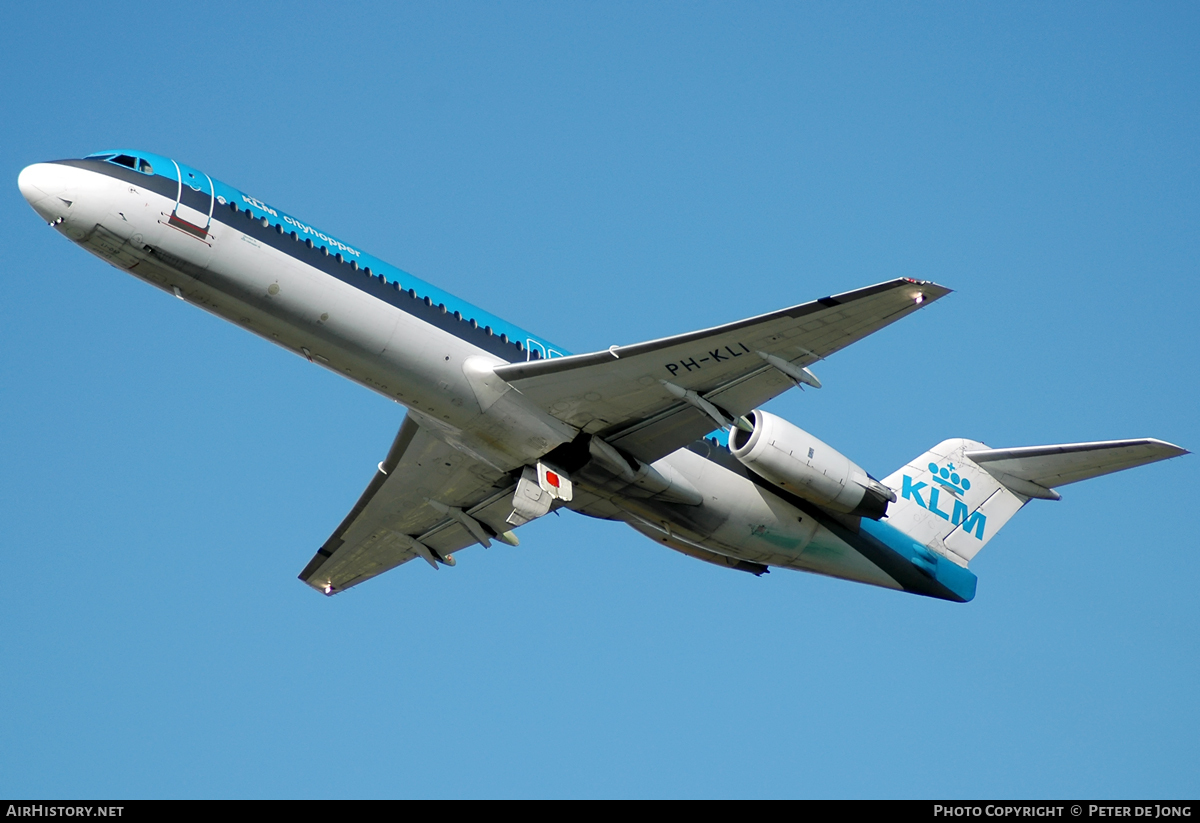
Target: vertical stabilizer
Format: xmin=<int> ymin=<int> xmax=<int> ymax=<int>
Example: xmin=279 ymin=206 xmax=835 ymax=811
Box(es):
xmin=880 ymin=439 xmax=1027 ymax=566
xmin=880 ymin=437 xmax=1187 ymax=567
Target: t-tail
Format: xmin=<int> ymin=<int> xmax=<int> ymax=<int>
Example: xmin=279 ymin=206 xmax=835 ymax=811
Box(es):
xmin=874 ymin=437 xmax=1187 ymax=593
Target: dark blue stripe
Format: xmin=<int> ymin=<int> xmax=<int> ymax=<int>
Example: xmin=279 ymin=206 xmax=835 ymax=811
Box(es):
xmin=53 ymin=159 xmax=533 ymax=363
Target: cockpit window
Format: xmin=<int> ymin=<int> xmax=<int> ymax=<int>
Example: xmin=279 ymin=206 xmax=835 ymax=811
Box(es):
xmin=91 ymin=153 xmax=154 ymax=175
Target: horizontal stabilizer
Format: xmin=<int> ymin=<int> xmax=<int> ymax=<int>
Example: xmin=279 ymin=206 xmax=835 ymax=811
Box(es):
xmin=964 ymin=439 xmax=1188 ymax=497
xmin=880 ymin=436 xmax=1187 ymax=567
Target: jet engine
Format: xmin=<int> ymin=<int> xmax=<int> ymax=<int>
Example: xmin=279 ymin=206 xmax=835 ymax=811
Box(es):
xmin=729 ymin=410 xmax=896 ymax=519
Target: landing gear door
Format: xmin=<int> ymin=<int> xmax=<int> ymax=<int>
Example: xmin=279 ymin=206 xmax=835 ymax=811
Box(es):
xmin=168 ymin=159 xmax=214 ymax=239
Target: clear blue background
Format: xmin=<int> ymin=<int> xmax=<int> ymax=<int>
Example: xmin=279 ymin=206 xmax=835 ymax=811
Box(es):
xmin=1 ymin=1 xmax=1196 ymax=799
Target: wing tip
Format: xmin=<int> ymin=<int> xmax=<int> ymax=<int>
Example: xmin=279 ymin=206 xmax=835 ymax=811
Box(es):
xmin=299 ymin=547 xmax=333 ymax=579
xmin=297 ymin=567 xmax=336 ymax=596
xmin=903 ymin=278 xmax=953 ymax=301
xmin=1142 ymin=438 xmax=1190 ymax=458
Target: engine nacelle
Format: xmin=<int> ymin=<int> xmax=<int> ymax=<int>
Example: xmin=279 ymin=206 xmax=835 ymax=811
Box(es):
xmin=728 ymin=410 xmax=896 ymax=519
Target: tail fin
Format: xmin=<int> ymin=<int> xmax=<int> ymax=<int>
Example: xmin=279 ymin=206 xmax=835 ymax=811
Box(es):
xmin=880 ymin=438 xmax=1187 ymax=567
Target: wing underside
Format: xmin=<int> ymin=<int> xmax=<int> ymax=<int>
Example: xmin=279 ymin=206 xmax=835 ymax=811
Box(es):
xmin=496 ymin=278 xmax=949 ymax=464
xmin=298 ymin=416 xmax=525 ymax=594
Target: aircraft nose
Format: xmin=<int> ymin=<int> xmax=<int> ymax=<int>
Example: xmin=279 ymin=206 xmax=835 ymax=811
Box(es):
xmin=18 ymin=163 xmax=75 ymax=222
xmin=18 ymin=164 xmax=52 ymax=205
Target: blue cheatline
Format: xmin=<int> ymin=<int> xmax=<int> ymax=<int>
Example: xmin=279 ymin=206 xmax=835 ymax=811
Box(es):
xmin=85 ymin=150 xmax=569 ymax=361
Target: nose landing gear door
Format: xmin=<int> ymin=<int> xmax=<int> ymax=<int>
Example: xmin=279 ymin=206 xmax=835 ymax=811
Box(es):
xmin=167 ymin=159 xmax=214 ymax=240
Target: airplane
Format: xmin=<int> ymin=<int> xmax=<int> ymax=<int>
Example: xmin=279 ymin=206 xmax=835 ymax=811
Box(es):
xmin=17 ymin=150 xmax=1188 ymax=603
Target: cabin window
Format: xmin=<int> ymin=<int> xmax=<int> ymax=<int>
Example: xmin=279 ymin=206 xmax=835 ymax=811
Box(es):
xmin=335 ymin=253 xmax=343 ymax=263
xmin=306 ymin=239 xmax=313 ymax=248
xmin=453 ymin=310 xmax=461 ymax=321
xmin=350 ymin=261 xmax=358 ymax=271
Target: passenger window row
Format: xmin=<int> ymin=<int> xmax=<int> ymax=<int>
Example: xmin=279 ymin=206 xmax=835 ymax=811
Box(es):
xmin=80 ymin=152 xmax=540 ymax=360
xmin=226 ymin=200 xmax=535 ymax=357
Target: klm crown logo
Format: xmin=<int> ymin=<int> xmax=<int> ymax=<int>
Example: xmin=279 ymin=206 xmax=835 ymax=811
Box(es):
xmin=900 ymin=460 xmax=987 ymax=540
xmin=928 ymin=461 xmax=971 ymax=498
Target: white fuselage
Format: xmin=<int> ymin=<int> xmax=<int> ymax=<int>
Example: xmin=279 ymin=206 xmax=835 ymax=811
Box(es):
xmin=19 ymin=157 xmax=904 ymax=593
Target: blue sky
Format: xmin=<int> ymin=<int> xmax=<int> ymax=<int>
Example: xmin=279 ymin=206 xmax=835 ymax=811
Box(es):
xmin=2 ymin=2 xmax=1197 ymax=798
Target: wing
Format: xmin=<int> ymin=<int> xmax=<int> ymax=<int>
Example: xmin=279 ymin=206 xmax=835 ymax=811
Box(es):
xmin=496 ymin=278 xmax=948 ymax=464
xmin=298 ymin=415 xmax=525 ymax=595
